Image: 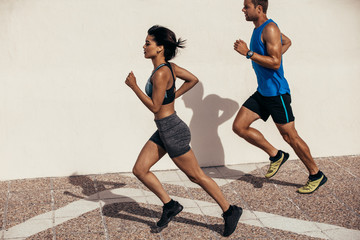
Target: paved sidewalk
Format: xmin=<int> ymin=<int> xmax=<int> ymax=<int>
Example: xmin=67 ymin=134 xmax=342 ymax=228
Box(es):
xmin=1 ymin=155 xmax=359 ymax=240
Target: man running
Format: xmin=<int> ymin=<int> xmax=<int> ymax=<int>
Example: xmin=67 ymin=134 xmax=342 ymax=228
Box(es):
xmin=233 ymin=0 xmax=327 ymax=194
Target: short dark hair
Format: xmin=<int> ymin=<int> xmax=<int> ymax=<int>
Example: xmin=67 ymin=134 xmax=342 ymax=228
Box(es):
xmin=148 ymin=25 xmax=186 ymax=61
xmin=251 ymin=0 xmax=268 ymax=13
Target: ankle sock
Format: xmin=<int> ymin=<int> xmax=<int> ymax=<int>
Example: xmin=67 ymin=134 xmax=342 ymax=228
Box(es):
xmin=309 ymin=171 xmax=323 ymax=181
xmin=269 ymin=150 xmax=282 ymax=162
xmin=164 ymin=199 xmax=175 ymax=209
xmin=223 ymin=205 xmax=233 ymax=216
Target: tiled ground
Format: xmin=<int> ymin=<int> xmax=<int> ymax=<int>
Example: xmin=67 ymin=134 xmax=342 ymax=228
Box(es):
xmin=1 ymin=155 xmax=359 ymax=240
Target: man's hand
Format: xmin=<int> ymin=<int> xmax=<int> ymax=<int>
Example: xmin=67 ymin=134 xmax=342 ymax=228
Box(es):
xmin=234 ymin=39 xmax=250 ymax=56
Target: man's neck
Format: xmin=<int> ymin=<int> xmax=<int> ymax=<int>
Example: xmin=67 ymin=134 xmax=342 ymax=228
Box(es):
xmin=253 ymin=15 xmax=268 ymax=28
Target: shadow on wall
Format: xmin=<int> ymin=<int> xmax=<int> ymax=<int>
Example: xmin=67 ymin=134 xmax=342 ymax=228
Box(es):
xmin=182 ymin=81 xmax=239 ymax=167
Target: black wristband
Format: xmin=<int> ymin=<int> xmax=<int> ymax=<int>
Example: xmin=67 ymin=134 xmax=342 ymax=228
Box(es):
xmin=246 ymin=50 xmax=254 ymax=59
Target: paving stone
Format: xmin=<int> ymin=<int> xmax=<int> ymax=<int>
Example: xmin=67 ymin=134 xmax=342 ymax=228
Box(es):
xmin=1 ymin=155 xmax=359 ymax=240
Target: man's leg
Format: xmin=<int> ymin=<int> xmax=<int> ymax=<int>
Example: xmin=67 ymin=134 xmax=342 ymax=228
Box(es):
xmin=232 ymin=106 xmax=278 ymax=157
xmin=276 ymin=121 xmax=318 ymax=174
xmin=276 ymin=122 xmax=327 ymax=193
xmin=233 ymin=106 xmax=289 ymax=178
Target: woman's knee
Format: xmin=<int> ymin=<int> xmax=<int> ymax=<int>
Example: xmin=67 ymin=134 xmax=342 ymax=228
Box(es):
xmin=132 ymin=165 xmax=147 ymax=179
xmin=187 ymin=172 xmax=208 ymax=185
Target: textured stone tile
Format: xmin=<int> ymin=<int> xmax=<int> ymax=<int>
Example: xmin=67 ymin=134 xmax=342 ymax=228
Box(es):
xmin=186 ymin=187 xmax=217 ymax=204
xmin=96 ymin=173 xmax=145 ymax=191
xmin=26 ymin=228 xmax=54 ymax=240
xmin=267 ymin=228 xmax=325 ymax=240
xmin=0 ymin=182 xmax=8 ymax=192
xmin=53 ymin=188 xmax=93 ymax=209
xmin=103 ymin=202 xmax=160 ymax=240
xmin=323 ymin=227 xmax=360 ymax=240
xmin=1 ymin=155 xmax=359 ymax=240
xmin=55 ymin=209 xmax=104 ymax=234
xmin=9 ymin=178 xmax=51 ymax=192
xmin=8 ymin=190 xmax=51 ymax=205
xmin=216 ymin=221 xmax=270 ymax=239
xmin=52 ymin=175 xmax=96 ymax=191
xmin=153 ymin=170 xmax=182 ymax=183
xmin=291 ymin=193 xmax=360 ymax=230
xmin=219 ymin=182 xmax=249 ymax=208
xmin=217 ymin=163 xmax=261 ymax=178
xmin=6 ymin=203 xmax=52 ymax=229
xmin=331 ymin=155 xmax=360 ymax=177
xmin=228 ymin=174 xmax=308 ymax=221
xmin=162 ymin=182 xmax=191 ymax=200
xmin=201 ymin=167 xmax=223 ymax=178
xmin=282 ymin=158 xmax=360 ymax=230
xmin=160 ymin=211 xmax=216 ymax=240
xmin=317 ymin=157 xmax=360 ymax=214
xmin=56 ymin=232 xmax=106 ymax=240
xmin=1 ymin=191 xmax=7 ymax=229
xmin=5 ymin=190 xmax=52 ymax=229
xmin=108 ymin=231 xmax=160 ymax=240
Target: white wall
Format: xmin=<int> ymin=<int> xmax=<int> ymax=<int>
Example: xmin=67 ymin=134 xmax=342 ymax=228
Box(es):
xmin=1 ymin=0 xmax=359 ymax=181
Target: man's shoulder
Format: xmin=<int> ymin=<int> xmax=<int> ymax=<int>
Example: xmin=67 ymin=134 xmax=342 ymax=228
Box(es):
xmin=263 ymin=21 xmax=281 ymax=40
xmin=263 ymin=21 xmax=280 ymax=33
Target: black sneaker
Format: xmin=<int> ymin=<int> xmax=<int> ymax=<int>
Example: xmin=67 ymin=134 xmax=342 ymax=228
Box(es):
xmin=222 ymin=205 xmax=242 ymax=237
xmin=156 ymin=201 xmax=183 ymax=227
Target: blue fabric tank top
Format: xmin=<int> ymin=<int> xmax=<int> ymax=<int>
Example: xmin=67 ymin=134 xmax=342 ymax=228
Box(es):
xmin=145 ymin=62 xmax=176 ymax=105
xmin=250 ymin=19 xmax=290 ymax=97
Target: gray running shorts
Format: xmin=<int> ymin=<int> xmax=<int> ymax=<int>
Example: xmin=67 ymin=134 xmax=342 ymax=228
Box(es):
xmin=149 ymin=112 xmax=191 ymax=158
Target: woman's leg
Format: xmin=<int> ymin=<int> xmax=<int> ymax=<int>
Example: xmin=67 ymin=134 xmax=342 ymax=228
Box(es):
xmin=172 ymin=150 xmax=230 ymax=212
xmin=132 ymin=140 xmax=170 ymax=204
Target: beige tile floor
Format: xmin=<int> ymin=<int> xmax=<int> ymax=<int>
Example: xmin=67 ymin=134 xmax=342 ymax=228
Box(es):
xmin=1 ymin=155 xmax=360 ymax=240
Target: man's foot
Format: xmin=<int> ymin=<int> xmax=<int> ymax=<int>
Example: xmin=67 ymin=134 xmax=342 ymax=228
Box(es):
xmin=298 ymin=172 xmax=327 ymax=194
xmin=265 ymin=150 xmax=289 ymax=178
xmin=222 ymin=205 xmax=242 ymax=237
xmin=156 ymin=200 xmax=183 ymax=227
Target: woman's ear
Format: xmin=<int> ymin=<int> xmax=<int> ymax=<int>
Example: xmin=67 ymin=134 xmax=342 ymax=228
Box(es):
xmin=157 ymin=45 xmax=164 ymax=54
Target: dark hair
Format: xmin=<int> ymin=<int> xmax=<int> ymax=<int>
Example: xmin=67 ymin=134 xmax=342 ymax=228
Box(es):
xmin=147 ymin=25 xmax=186 ymax=61
xmin=251 ymin=0 xmax=268 ymax=13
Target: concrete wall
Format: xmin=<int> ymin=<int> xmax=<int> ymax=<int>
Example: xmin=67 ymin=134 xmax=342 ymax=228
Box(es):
xmin=1 ymin=0 xmax=359 ymax=181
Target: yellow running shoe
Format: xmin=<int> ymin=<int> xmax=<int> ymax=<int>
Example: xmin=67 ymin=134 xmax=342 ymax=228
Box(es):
xmin=297 ymin=174 xmax=327 ymax=194
xmin=265 ymin=151 xmax=289 ymax=178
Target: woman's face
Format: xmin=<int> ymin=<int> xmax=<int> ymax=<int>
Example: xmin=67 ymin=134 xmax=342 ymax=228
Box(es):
xmin=143 ymin=35 xmax=162 ymax=59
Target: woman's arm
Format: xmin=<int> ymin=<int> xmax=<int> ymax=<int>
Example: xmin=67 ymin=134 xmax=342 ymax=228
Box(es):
xmin=125 ymin=71 xmax=168 ymax=114
xmin=171 ymin=63 xmax=199 ymax=99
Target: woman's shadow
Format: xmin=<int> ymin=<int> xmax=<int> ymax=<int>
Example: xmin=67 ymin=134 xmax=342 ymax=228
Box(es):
xmin=182 ymin=81 xmax=239 ymax=167
xmin=63 ymin=175 xmax=224 ymax=234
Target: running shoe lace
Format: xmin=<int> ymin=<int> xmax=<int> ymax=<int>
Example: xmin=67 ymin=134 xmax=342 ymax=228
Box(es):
xmin=302 ymin=180 xmax=315 ymax=190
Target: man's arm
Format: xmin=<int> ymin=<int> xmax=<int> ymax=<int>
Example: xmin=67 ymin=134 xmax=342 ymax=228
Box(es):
xmin=281 ymin=33 xmax=291 ymax=54
xmin=234 ymin=22 xmax=284 ymax=70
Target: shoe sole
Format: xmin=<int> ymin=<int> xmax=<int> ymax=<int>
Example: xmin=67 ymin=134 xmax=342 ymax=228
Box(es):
xmin=223 ymin=206 xmax=243 ymax=237
xmin=298 ymin=175 xmax=328 ymax=194
xmin=265 ymin=152 xmax=289 ymax=179
xmin=157 ymin=205 xmax=183 ymax=227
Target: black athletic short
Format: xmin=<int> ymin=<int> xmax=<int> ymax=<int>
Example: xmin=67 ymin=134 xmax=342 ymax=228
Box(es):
xmin=243 ymin=91 xmax=295 ymax=124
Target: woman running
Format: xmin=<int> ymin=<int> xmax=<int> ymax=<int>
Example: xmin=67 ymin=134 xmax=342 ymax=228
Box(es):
xmin=125 ymin=25 xmax=242 ymax=237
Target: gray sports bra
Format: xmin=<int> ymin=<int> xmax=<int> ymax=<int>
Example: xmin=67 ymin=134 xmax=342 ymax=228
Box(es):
xmin=145 ymin=63 xmax=176 ymax=105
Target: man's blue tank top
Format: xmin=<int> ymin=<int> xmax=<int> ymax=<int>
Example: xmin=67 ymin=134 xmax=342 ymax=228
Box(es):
xmin=250 ymin=19 xmax=290 ymax=97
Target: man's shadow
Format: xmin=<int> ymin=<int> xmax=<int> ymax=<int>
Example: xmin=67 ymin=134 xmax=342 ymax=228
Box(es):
xmin=182 ymin=82 xmax=239 ymax=167
xmin=63 ymin=175 xmax=224 ymax=235
xmin=182 ymin=82 xmax=302 ymax=189
xmin=237 ymin=174 xmax=303 ymax=189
